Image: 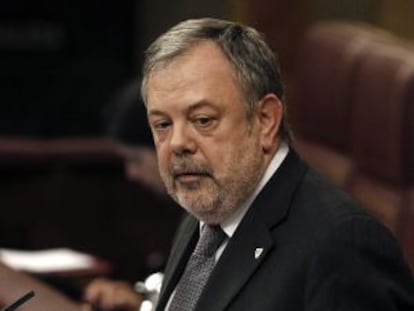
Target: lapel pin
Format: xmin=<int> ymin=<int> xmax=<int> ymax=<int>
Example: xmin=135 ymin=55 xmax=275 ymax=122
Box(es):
xmin=254 ymin=248 xmax=264 ymax=259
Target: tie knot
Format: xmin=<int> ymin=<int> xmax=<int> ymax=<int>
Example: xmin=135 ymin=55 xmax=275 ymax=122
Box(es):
xmin=194 ymin=225 xmax=226 ymax=257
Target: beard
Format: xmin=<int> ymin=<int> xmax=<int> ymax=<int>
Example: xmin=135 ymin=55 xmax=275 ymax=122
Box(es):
xmin=161 ymin=137 xmax=265 ymax=224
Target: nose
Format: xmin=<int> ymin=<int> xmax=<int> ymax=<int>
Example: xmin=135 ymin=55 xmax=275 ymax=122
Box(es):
xmin=170 ymin=123 xmax=197 ymax=155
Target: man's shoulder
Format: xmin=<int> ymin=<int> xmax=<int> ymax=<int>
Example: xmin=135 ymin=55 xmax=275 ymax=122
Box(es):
xmin=292 ymin=168 xmax=378 ymax=226
xmin=273 ymin=166 xmax=401 ymax=259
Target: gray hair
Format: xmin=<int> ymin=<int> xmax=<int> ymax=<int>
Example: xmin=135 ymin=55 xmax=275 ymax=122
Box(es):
xmin=141 ymin=18 xmax=291 ymax=142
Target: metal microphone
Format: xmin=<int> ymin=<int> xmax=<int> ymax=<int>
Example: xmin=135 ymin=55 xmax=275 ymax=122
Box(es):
xmin=0 ymin=291 xmax=35 ymax=311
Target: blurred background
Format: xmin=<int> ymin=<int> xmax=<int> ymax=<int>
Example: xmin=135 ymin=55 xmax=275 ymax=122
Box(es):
xmin=1 ymin=0 xmax=414 ymax=307
xmin=1 ymin=0 xmax=413 ymax=137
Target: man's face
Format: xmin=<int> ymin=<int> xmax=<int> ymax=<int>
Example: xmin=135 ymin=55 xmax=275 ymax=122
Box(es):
xmin=146 ymin=41 xmax=267 ymax=224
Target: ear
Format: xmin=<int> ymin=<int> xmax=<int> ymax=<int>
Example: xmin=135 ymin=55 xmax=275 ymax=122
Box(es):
xmin=256 ymin=93 xmax=283 ymax=153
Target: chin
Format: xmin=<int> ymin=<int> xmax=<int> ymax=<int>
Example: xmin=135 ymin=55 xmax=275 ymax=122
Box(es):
xmin=193 ymin=211 xmax=222 ymax=225
xmin=192 ymin=205 xmax=233 ymax=225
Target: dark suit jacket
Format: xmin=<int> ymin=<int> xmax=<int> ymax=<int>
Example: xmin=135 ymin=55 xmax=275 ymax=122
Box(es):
xmin=156 ymin=150 xmax=414 ymax=311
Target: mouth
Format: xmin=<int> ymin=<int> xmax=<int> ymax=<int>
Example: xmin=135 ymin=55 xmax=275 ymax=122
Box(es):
xmin=173 ymin=172 xmax=211 ymax=183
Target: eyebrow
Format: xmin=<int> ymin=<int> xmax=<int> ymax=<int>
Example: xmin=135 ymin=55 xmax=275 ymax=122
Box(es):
xmin=147 ymin=109 xmax=166 ymax=118
xmin=148 ymin=100 xmax=219 ymax=118
xmin=187 ymin=100 xmax=218 ymax=113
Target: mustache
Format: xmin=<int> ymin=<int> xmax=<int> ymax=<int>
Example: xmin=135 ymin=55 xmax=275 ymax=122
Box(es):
xmin=169 ymin=157 xmax=213 ymax=178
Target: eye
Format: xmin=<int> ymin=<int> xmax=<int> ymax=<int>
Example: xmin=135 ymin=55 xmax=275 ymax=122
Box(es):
xmin=151 ymin=119 xmax=172 ymax=131
xmin=193 ymin=115 xmax=215 ymax=128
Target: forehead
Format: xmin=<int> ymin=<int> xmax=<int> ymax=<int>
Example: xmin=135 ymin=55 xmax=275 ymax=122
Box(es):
xmin=146 ymin=41 xmax=243 ymax=111
xmin=152 ymin=41 xmax=234 ymax=80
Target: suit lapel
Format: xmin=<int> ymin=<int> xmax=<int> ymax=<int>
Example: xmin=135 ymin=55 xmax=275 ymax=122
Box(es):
xmin=195 ymin=150 xmax=307 ymax=311
xmin=195 ymin=212 xmax=273 ymax=311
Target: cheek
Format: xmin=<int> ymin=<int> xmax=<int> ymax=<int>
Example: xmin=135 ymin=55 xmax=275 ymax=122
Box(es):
xmin=222 ymin=134 xmax=260 ymax=164
xmin=201 ymin=142 xmax=233 ymax=173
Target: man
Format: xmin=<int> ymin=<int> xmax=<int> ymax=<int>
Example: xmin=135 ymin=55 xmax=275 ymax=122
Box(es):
xmin=140 ymin=17 xmax=414 ymax=311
